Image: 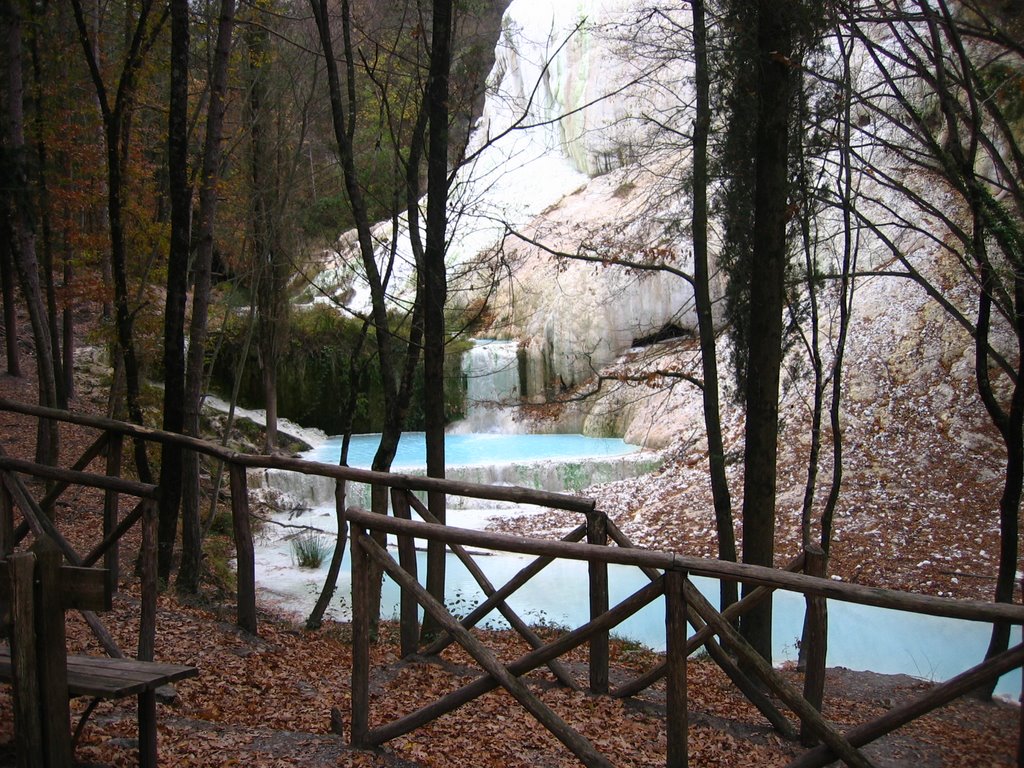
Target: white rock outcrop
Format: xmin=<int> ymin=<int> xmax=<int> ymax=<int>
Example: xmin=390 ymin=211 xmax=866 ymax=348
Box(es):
xmin=455 ymin=1 xmax=702 ymax=399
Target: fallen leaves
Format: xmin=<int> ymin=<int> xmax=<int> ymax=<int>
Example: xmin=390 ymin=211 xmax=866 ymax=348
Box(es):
xmin=0 ymin=339 xmax=1019 ymax=767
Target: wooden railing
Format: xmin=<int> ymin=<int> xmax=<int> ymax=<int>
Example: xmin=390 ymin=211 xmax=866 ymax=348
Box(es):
xmin=0 ymin=396 xmax=601 ymax=635
xmin=1 ymin=397 xmax=1022 ymax=768
xmin=342 ymin=504 xmax=1024 ymax=768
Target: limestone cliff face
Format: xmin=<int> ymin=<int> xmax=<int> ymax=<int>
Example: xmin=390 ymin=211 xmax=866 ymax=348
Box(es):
xmin=315 ymin=2 xmax=702 ymax=413
xmin=316 ymin=1 xmax=1001 ymax=457
xmin=484 ymin=166 xmax=698 ymax=399
xmin=486 ymin=0 xmax=655 ymax=178
xmin=460 ymin=1 xmax=702 ymax=401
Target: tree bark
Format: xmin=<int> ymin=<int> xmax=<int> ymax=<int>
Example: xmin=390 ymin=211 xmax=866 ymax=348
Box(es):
xmin=739 ymin=0 xmax=795 ymax=665
xmin=2 ymin=0 xmax=59 ymax=465
xmin=28 ymin=24 xmax=66 ymax=411
xmin=158 ymin=0 xmax=192 ymax=582
xmin=69 ymin=0 xmax=162 ymax=484
xmin=178 ymin=0 xmax=237 ymax=594
xmin=245 ymin=21 xmax=285 ymax=455
xmin=311 ymin=0 xmax=429 ymax=625
xmin=691 ymin=0 xmax=737 ymax=613
xmin=0 ymin=227 xmax=21 ymax=377
xmin=420 ymin=0 xmax=453 ymax=642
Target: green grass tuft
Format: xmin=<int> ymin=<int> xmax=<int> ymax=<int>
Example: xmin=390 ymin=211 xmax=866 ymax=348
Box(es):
xmin=291 ymin=531 xmax=330 ymax=568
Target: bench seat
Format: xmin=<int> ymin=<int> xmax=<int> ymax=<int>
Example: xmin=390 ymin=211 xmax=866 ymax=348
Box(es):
xmin=1 ymin=544 xmax=199 ymax=766
xmin=0 ymin=646 xmax=197 ymax=699
xmin=1 ymin=643 xmax=197 ymax=766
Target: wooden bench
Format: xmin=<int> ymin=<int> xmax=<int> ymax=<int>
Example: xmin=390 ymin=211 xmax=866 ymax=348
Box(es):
xmin=0 ymin=537 xmax=198 ymax=768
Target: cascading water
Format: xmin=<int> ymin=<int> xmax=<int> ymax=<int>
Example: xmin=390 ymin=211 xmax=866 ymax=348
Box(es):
xmin=253 ymin=332 xmax=660 ymax=509
xmin=457 ymin=339 xmax=522 ymax=433
xmin=253 ymin=431 xmax=659 ymax=512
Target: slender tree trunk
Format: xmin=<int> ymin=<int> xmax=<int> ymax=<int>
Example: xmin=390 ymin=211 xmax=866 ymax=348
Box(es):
xmin=178 ymin=0 xmax=237 ymax=594
xmin=794 ymin=63 xmax=823 ymax=555
xmin=106 ymin=117 xmax=153 ymax=482
xmin=982 ymin=377 xmax=1023 ymax=693
xmin=29 ymin=28 xmax=66 ymax=410
xmin=245 ymin=21 xmax=286 ymax=455
xmin=804 ymin=19 xmax=857 ymax=672
xmin=158 ymin=0 xmax=192 ymax=581
xmin=311 ymin=0 xmax=417 ymax=627
xmin=69 ymin=0 xmax=160 ymax=483
xmin=2 ymin=0 xmax=59 ymax=465
xmin=0 ymin=233 xmax=21 ymax=377
xmin=420 ymin=0 xmax=453 ymax=642
xmin=61 ymin=259 xmax=73 ymax=400
xmin=820 ymin=21 xmax=857 ymax=560
xmin=974 ymin=256 xmax=1024 ymax=698
xmin=739 ymin=0 xmax=794 ymax=665
xmin=691 ymin=0 xmax=738 ymax=613
xmin=307 ymin=323 xmax=369 ymax=630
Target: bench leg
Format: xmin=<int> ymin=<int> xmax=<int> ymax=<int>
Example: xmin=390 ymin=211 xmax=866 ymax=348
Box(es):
xmin=138 ymin=690 xmax=157 ymax=768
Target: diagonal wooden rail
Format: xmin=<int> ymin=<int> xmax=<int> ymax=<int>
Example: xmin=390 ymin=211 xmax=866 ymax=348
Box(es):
xmin=369 ymin=577 xmax=666 ymax=746
xmin=396 ymin=489 xmax=579 ymax=689
xmin=342 ymin=505 xmax=1024 ymax=768
xmin=352 ymin=526 xmax=616 ymax=768
xmin=786 ymin=642 xmax=1024 ymax=768
xmin=605 ymin=515 xmax=802 ymax=736
xmin=420 ymin=521 xmax=590 ymax=657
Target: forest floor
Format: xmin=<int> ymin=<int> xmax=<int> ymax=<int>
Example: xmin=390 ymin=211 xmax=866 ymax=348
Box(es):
xmin=0 ymin=339 xmax=1020 ymax=766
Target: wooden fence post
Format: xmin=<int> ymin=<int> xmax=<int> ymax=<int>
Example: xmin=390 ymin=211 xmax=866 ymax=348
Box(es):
xmin=138 ymin=499 xmax=157 ymax=662
xmin=801 ymin=543 xmax=827 ymax=746
xmin=0 ymin=483 xmax=12 ymax=557
xmin=350 ymin=525 xmax=371 ymax=748
xmin=228 ymin=464 xmax=257 ymax=634
xmin=391 ymin=488 xmax=419 ymax=658
xmin=665 ymin=570 xmax=688 ymax=768
xmin=103 ymin=434 xmax=123 ymax=596
xmin=586 ymin=510 xmax=609 ymax=694
xmin=9 ymin=552 xmax=42 ymax=768
xmin=33 ymin=537 xmax=73 ymax=768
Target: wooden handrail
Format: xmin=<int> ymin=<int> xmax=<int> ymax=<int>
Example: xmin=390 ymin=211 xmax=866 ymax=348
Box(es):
xmin=342 ymin=505 xmax=1024 ymax=625
xmin=0 ymin=456 xmax=158 ymax=499
xmin=0 ymin=398 xmax=596 ymax=514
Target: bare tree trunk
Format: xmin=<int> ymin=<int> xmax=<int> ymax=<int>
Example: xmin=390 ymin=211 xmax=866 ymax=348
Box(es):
xmin=158 ymin=0 xmax=192 ymax=582
xmin=738 ymin=0 xmax=795 ymax=665
xmin=69 ymin=0 xmax=162 ymax=483
xmin=61 ymin=259 xmax=73 ymax=400
xmin=0 ymin=232 xmax=21 ymax=377
xmin=178 ymin=0 xmax=237 ymax=595
xmin=419 ymin=0 xmax=453 ymax=642
xmin=311 ymin=0 xmax=423 ymax=627
xmin=245 ymin=20 xmax=287 ymax=455
xmin=28 ymin=26 xmax=66 ymax=410
xmin=306 ymin=329 xmax=367 ymax=630
xmin=838 ymin=1 xmax=1023 ymax=695
xmin=691 ymin=0 xmax=738 ymax=614
xmin=819 ymin=21 xmax=857 ymax=561
xmin=974 ymin=257 xmax=1024 ymax=698
xmin=2 ymin=0 xmax=59 ymax=465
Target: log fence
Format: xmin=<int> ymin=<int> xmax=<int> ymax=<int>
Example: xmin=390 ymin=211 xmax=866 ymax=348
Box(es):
xmin=0 ymin=397 xmax=1022 ymax=767
xmin=340 ymin=506 xmax=1024 ymax=768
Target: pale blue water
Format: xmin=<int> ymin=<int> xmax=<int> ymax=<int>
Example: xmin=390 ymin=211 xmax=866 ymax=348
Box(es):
xmin=263 ymin=431 xmax=1022 ymax=700
xmin=303 ymin=432 xmax=639 ymax=469
xmin=264 ymin=544 xmax=1021 ymax=699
